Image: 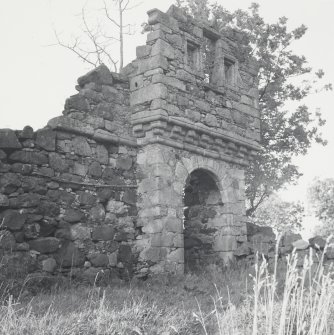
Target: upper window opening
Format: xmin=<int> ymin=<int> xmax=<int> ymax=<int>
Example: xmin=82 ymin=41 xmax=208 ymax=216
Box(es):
xmin=187 ymin=41 xmax=199 ymax=70
xmin=224 ymin=58 xmax=235 ymax=85
xmin=202 ymin=35 xmax=216 ymax=84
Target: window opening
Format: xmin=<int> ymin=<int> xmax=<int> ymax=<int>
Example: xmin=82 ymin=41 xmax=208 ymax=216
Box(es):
xmin=202 ymin=35 xmax=216 ymax=84
xmin=224 ymin=58 xmax=235 ymax=85
xmin=187 ymin=41 xmax=199 ymax=70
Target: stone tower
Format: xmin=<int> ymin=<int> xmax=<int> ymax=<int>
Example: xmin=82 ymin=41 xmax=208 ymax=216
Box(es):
xmin=0 ymin=5 xmax=260 ymax=280
xmin=125 ymin=6 xmax=261 ymax=274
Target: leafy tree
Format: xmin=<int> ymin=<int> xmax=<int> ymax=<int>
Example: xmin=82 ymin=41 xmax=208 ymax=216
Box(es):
xmin=308 ymin=178 xmax=334 ymax=236
xmin=252 ymin=194 xmax=304 ymax=233
xmin=176 ymin=1 xmax=331 ymax=216
xmin=55 ymin=0 xmax=140 ymax=72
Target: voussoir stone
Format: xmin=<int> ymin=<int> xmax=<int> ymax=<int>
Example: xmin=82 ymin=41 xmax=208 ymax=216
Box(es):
xmin=0 ymin=129 xmax=21 ymax=149
xmin=29 ymin=237 xmax=60 ymax=254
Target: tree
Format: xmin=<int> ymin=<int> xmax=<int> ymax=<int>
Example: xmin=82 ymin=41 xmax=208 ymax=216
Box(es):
xmin=252 ymin=194 xmax=304 ymax=234
xmin=55 ymin=0 xmax=140 ymax=72
xmin=308 ymin=178 xmax=334 ymax=236
xmin=176 ymin=1 xmax=331 ymax=216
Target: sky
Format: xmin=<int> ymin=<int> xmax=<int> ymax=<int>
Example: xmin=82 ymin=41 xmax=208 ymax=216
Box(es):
xmin=1 ymin=0 xmax=333 ymax=234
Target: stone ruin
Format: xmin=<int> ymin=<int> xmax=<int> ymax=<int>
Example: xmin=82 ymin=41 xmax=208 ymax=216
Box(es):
xmin=0 ymin=6 xmax=263 ymax=282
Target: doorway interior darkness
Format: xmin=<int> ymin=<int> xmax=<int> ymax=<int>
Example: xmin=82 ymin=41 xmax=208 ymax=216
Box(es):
xmin=183 ymin=169 xmax=223 ymax=272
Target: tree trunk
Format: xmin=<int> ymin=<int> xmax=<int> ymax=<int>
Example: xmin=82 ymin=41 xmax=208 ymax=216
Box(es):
xmin=119 ymin=0 xmax=123 ymax=71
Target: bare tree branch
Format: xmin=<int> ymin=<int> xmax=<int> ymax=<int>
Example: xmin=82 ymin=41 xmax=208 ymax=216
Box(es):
xmin=54 ymin=0 xmax=140 ymax=72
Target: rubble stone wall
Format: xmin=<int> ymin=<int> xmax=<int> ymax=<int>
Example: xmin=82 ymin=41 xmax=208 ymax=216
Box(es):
xmin=0 ymin=68 xmax=140 ymax=283
xmin=234 ymin=222 xmax=334 ymax=270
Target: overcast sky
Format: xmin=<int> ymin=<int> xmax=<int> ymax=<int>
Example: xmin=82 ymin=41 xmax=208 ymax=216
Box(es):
xmin=1 ymin=0 xmax=333 ymax=229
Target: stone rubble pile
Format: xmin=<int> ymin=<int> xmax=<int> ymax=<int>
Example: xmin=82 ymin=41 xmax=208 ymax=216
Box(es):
xmin=234 ymin=222 xmax=334 ymax=268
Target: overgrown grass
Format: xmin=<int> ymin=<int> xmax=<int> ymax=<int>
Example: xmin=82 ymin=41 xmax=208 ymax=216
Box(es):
xmin=1 ymin=248 xmax=334 ymax=334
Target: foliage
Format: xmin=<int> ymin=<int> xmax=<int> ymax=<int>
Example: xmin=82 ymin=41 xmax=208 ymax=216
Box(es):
xmin=176 ymin=0 xmax=331 ymax=216
xmin=308 ymin=178 xmax=334 ymax=236
xmin=252 ymin=194 xmax=304 ymax=233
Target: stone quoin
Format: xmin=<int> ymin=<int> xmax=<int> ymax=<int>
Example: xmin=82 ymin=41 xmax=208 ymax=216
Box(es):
xmin=0 ymin=5 xmax=263 ymax=280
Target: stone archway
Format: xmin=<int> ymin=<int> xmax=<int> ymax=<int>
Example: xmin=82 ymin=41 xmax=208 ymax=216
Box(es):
xmin=183 ymin=169 xmax=223 ymax=272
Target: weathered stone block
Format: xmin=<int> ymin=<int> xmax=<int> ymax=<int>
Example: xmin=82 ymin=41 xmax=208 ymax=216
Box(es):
xmin=147 ymin=8 xmax=179 ymax=31
xmin=309 ymin=236 xmax=326 ymax=250
xmin=122 ymin=189 xmax=137 ymax=205
xmin=95 ymin=145 xmax=109 ymax=164
xmin=116 ymin=157 xmax=132 ymax=170
xmin=89 ymin=253 xmax=109 ymax=267
xmin=151 ymin=39 xmax=175 ymax=59
xmin=48 ymin=116 xmax=94 ymax=136
xmin=0 ymin=231 xmax=16 ymax=250
xmin=63 ymin=209 xmax=85 ymax=223
xmin=70 ymin=137 xmax=92 ymax=156
xmin=92 ymin=226 xmax=115 ymax=241
xmin=152 ymin=74 xmax=185 ymax=91
xmin=42 ymin=258 xmax=57 ymax=273
xmin=0 ymin=129 xmax=21 ymax=149
xmin=65 ymin=94 xmax=90 ymax=112
xmin=20 ymin=126 xmax=34 ymax=139
xmin=130 ymin=83 xmax=167 ymax=106
xmin=29 ymin=237 xmax=60 ymax=254
xmin=292 ymin=239 xmax=309 ymax=250
xmin=106 ymin=199 xmax=127 ymax=214
xmin=0 ymin=193 xmax=9 ymax=207
xmin=56 ymin=241 xmax=85 ymax=267
xmin=9 ymin=150 xmax=48 ymax=165
xmin=89 ymin=204 xmax=106 ymax=222
xmin=71 ymin=224 xmax=91 ymax=240
xmin=135 ymin=55 xmax=168 ymax=75
xmin=147 ymin=29 xmax=165 ymax=43
xmin=136 ymin=45 xmax=152 ymax=58
xmin=117 ymin=245 xmax=133 ymax=264
xmin=78 ymin=191 xmax=97 ymax=206
xmin=35 ymin=129 xmax=56 ymax=151
xmin=77 ymin=64 xmax=113 ymax=87
xmin=3 ymin=210 xmax=26 ymax=231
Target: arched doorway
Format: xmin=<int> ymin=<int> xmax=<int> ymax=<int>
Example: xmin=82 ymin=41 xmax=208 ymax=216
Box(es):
xmin=183 ymin=169 xmax=223 ymax=272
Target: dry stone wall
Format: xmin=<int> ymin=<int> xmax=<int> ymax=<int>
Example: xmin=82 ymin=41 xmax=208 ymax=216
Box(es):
xmin=234 ymin=222 xmax=334 ymax=270
xmin=0 ymin=5 xmax=264 ymax=281
xmin=0 ymin=67 xmax=140 ymax=283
